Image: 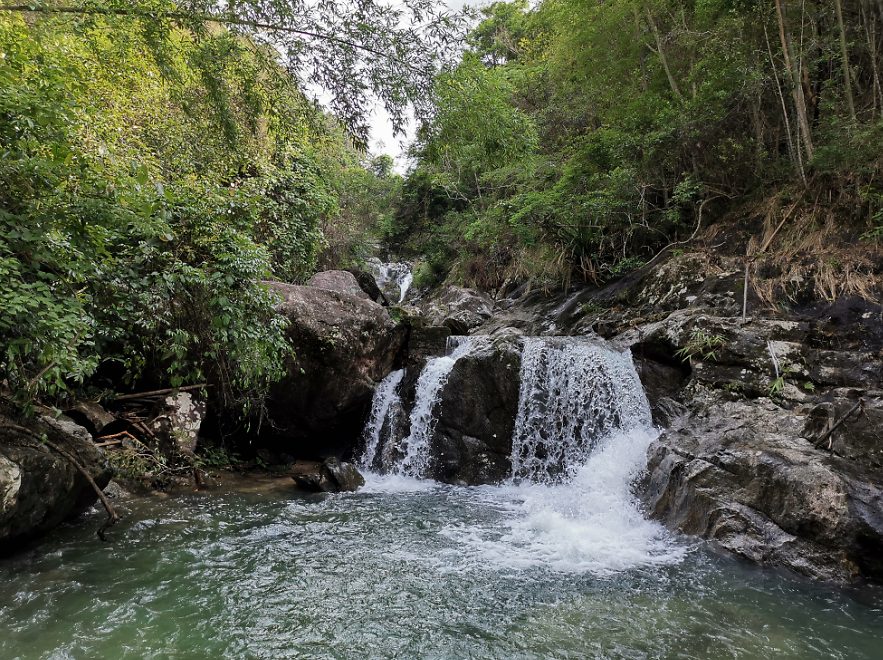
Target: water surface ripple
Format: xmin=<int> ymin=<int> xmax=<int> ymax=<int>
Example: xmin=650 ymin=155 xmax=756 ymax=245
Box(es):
xmin=1 ymin=476 xmax=881 ymax=659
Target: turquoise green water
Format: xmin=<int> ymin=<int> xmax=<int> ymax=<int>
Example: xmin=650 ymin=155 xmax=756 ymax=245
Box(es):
xmin=1 ymin=476 xmax=881 ymax=660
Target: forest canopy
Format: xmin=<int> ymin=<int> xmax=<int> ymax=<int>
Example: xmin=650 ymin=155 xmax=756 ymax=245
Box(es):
xmin=0 ymin=2 xmax=431 ymax=406
xmin=394 ymin=0 xmax=883 ymax=292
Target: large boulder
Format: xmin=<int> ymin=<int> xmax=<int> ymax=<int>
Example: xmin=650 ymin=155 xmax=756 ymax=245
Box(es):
xmin=640 ymin=395 xmax=883 ymax=582
xmin=428 ymin=334 xmax=523 ymax=484
xmin=308 ymin=270 xmax=372 ymax=301
xmin=0 ymin=401 xmax=114 ymax=548
xmin=147 ymin=392 xmax=206 ymax=455
xmin=264 ymin=281 xmax=407 ymax=457
xmin=345 ymin=268 xmax=389 ymax=306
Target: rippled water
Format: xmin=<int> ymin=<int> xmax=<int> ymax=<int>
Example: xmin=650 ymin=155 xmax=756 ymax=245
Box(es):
xmin=2 ymin=467 xmax=882 ymax=659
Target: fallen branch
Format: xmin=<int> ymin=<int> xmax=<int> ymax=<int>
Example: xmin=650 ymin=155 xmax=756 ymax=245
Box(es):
xmin=95 ymin=440 xmax=124 ymax=447
xmin=0 ymin=423 xmax=120 ymax=540
xmin=113 ymin=384 xmax=212 ymax=401
xmin=96 ymin=430 xmax=137 ymax=442
xmin=814 ymin=398 xmax=864 ymax=450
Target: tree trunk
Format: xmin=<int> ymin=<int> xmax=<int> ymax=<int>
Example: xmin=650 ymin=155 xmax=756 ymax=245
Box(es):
xmin=646 ymin=6 xmax=685 ymax=103
xmin=834 ymin=0 xmax=857 ymax=119
xmin=773 ymin=0 xmax=815 ymax=159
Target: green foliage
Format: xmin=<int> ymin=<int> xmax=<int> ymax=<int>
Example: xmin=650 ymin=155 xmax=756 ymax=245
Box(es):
xmin=0 ymin=12 xmax=356 ymax=411
xmin=390 ymin=0 xmax=883 ymax=292
xmin=676 ymin=331 xmax=726 ymax=363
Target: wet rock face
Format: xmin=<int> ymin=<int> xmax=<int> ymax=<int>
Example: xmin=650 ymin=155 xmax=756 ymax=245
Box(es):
xmin=801 ymin=394 xmax=883 ymax=470
xmin=426 ymin=286 xmax=494 ymax=335
xmin=0 ymin=403 xmax=113 ymax=548
xmin=429 ymin=335 xmax=523 ymax=485
xmin=264 ymin=281 xmax=407 ymax=458
xmin=640 ymin=396 xmax=883 ymax=582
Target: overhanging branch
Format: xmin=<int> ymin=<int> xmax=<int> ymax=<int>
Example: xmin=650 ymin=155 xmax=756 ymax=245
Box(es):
xmin=0 ymin=4 xmax=392 ymax=59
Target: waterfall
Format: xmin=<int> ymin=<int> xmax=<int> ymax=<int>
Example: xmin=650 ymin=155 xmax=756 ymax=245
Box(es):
xmin=395 ymin=338 xmax=472 ymax=477
xmin=510 ymin=337 xmax=651 ymax=483
xmin=370 ymin=261 xmax=412 ymax=303
xmin=358 ymin=368 xmax=406 ymax=471
xmin=359 ymin=337 xmax=473 ymax=477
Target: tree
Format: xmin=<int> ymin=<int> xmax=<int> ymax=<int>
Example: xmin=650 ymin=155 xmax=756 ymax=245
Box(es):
xmin=0 ymin=0 xmax=465 ymax=146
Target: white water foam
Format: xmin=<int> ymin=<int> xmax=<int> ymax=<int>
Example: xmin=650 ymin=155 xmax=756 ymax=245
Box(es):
xmin=359 ymin=472 xmax=440 ymax=494
xmin=511 ymin=338 xmax=652 ymax=483
xmin=358 ymin=368 xmax=406 ymax=471
xmin=438 ymin=427 xmax=685 ymax=574
xmin=370 ymin=261 xmax=412 ymax=303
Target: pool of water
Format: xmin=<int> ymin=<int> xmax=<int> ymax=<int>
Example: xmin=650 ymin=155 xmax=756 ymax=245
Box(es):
xmin=2 ymin=469 xmax=881 ymax=660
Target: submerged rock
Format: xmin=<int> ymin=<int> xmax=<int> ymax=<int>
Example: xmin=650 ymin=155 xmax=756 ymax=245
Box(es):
xmin=0 ymin=401 xmax=113 ymax=548
xmin=292 ymin=457 xmax=365 ymax=493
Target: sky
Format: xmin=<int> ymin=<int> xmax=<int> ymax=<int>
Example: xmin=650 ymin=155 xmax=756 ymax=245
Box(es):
xmin=366 ymin=0 xmax=476 ymax=173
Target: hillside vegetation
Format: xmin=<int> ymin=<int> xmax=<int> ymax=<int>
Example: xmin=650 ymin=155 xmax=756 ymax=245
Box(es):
xmin=393 ymin=0 xmax=883 ymax=298
xmin=0 ymin=9 xmax=398 ymax=408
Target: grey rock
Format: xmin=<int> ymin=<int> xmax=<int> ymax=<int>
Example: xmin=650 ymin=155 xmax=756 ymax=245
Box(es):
xmin=0 ymin=403 xmax=113 ymax=547
xmin=148 ymin=392 xmax=205 ymax=455
xmin=322 ymin=457 xmax=365 ymax=492
xmin=263 ymin=281 xmax=407 ymax=457
xmin=308 ymin=270 xmax=371 ymax=301
xmin=67 ymin=401 xmax=116 ymax=434
xmin=292 ymin=457 xmax=365 ymax=493
xmin=346 ymin=268 xmax=389 ymax=305
xmin=640 ymin=396 xmax=883 ymax=582
xmin=425 ymin=286 xmax=493 ymax=334
xmin=428 ymin=335 xmax=523 ymax=485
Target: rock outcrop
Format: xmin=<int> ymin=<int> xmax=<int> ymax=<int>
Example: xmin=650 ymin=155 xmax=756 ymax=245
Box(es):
xmin=641 ymin=395 xmax=883 ymax=582
xmin=428 ymin=334 xmax=523 ymax=484
xmin=426 ymin=286 xmax=494 ymax=335
xmin=264 ymin=281 xmax=407 ymax=457
xmin=460 ymin=251 xmax=883 ymax=581
xmin=308 ymin=270 xmax=372 ymax=301
xmin=0 ymin=402 xmax=113 ymax=548
xmin=147 ymin=392 xmax=206 ymax=455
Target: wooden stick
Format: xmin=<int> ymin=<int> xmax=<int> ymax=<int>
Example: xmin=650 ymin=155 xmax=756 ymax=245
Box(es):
xmin=0 ymin=423 xmax=120 ymax=539
xmin=95 ymin=440 xmax=124 ymax=447
xmin=96 ymin=431 xmax=136 ymax=441
xmin=814 ymin=399 xmax=864 ymax=450
xmin=113 ymin=384 xmax=212 ymax=401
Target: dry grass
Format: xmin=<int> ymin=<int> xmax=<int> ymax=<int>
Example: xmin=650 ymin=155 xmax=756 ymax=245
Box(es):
xmin=718 ymin=185 xmax=883 ymax=307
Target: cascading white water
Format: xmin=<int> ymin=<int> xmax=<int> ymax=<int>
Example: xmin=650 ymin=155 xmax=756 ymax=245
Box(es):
xmin=510 ymin=337 xmax=652 ymax=483
xmin=358 ymin=334 xmax=680 ymax=573
xmin=358 ymin=368 xmax=406 ymax=471
xmin=370 ymin=261 xmax=412 ymax=303
xmin=395 ymin=337 xmax=473 ymax=477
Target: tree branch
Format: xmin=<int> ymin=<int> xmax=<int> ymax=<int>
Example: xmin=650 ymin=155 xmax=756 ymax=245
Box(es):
xmin=0 ymin=423 xmax=120 ymax=539
xmin=0 ymin=4 xmax=393 ymax=59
